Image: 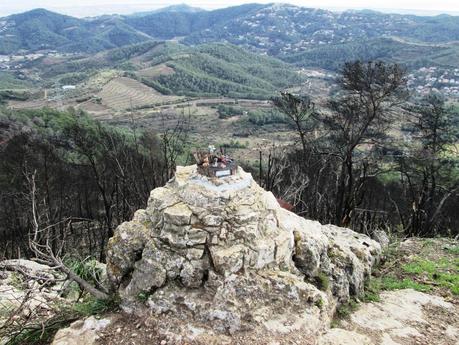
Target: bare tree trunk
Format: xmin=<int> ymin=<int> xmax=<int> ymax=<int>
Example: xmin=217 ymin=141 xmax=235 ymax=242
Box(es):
xmin=27 ymin=171 xmax=110 ymax=300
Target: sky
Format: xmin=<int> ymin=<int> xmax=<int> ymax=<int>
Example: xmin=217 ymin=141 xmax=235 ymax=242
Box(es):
xmin=1 ymin=0 xmax=459 ymax=17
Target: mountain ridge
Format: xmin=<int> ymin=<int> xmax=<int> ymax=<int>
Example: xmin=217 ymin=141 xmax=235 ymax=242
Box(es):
xmin=132 ymin=4 xmax=206 ymax=16
xmin=1 ymin=4 xmax=459 ymax=73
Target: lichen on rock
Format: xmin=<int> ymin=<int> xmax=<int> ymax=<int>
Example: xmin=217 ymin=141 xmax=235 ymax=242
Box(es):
xmin=106 ymin=165 xmax=382 ymax=341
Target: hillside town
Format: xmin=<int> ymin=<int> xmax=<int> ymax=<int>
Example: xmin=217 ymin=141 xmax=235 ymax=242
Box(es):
xmin=0 ymin=51 xmax=73 ymax=70
xmin=407 ymin=66 xmax=459 ymax=97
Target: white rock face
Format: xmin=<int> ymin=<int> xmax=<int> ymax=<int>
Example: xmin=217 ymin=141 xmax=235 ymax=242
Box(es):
xmin=0 ymin=260 xmax=66 ymax=315
xmin=106 ymin=165 xmax=382 ymax=340
xmin=0 ymin=259 xmax=71 ymax=344
xmin=318 ymin=328 xmax=373 ymax=345
xmin=319 ymin=289 xmax=459 ymax=345
xmin=52 ymin=316 xmax=111 ymax=345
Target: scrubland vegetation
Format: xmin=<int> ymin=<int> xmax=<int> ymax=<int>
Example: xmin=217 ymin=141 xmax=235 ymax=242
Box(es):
xmin=1 ymin=60 xmax=458 ymax=262
xmin=0 ymin=107 xmax=188 ymax=259
xmin=254 ymin=61 xmax=459 ymax=238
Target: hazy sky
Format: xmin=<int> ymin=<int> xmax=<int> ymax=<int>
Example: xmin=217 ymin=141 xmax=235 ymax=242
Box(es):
xmin=1 ymin=0 xmax=459 ymax=17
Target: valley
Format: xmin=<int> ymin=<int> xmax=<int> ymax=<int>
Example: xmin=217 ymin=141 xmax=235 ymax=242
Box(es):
xmin=0 ymin=4 xmax=458 ymax=345
xmin=1 ymin=4 xmax=459 ymax=150
xmin=0 ymin=40 xmax=317 ymax=162
xmin=0 ymin=2 xmax=458 ymax=229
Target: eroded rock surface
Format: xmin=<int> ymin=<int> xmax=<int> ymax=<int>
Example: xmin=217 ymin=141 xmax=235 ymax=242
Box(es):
xmin=52 ymin=316 xmax=112 ymax=345
xmin=0 ymin=260 xmax=72 ymax=344
xmin=0 ymin=260 xmax=67 ymax=317
xmin=106 ymin=165 xmax=382 ymax=341
xmin=320 ymin=289 xmax=459 ymax=345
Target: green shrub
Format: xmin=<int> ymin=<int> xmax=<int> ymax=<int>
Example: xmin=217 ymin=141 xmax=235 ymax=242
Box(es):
xmin=314 ymin=297 xmax=324 ymax=310
xmin=247 ymin=109 xmax=290 ymax=126
xmin=137 ymin=292 xmax=150 ymax=302
xmin=72 ymin=295 xmax=118 ymax=316
xmin=219 ymin=139 xmax=248 ymax=149
xmin=363 ymin=278 xmax=381 ymax=302
xmin=336 ymin=299 xmax=359 ymax=319
xmin=446 ymin=246 xmax=459 ymax=255
xmin=58 ymin=72 xmax=88 ymax=85
xmin=217 ymin=104 xmax=244 ymax=118
xmin=64 ymin=257 xmax=104 ymax=287
xmin=314 ymin=272 xmax=330 ymax=291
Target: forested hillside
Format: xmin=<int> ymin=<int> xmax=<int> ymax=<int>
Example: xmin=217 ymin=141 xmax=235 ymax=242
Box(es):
xmin=0 ymin=9 xmax=149 ymax=54
xmin=2 ymin=4 xmax=459 ymax=72
xmin=125 ymin=4 xmax=265 ymax=39
xmin=182 ymin=6 xmax=459 ymax=49
xmin=282 ymin=37 xmax=459 ymax=71
xmin=25 ymin=41 xmax=303 ymax=99
xmin=144 ymin=43 xmax=303 ymax=98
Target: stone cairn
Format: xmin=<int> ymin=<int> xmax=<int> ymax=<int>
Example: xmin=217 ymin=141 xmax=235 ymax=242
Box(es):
xmin=106 ymin=165 xmax=382 ymax=342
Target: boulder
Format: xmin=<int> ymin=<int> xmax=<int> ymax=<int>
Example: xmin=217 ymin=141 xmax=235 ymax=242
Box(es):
xmin=106 ymin=165 xmax=382 ymax=341
xmin=372 ymin=230 xmax=390 ymax=250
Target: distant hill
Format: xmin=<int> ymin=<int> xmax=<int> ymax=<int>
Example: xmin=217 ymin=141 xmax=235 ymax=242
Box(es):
xmin=132 ymin=4 xmax=205 ymax=16
xmin=181 ymin=5 xmax=459 ymax=54
xmin=35 ymin=41 xmax=302 ymax=99
xmin=139 ymin=42 xmax=304 ymax=98
xmin=124 ymin=4 xmax=266 ymax=40
xmin=282 ymin=37 xmax=459 ymax=71
xmin=0 ymin=9 xmax=150 ymax=54
xmin=2 ymin=4 xmax=459 ymax=72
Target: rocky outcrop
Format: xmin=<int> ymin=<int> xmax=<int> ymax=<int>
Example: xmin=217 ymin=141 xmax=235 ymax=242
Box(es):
xmin=0 ymin=260 xmax=67 ymax=317
xmin=106 ymin=165 xmax=382 ymax=341
xmin=319 ymin=289 xmax=459 ymax=345
xmin=52 ymin=316 xmax=112 ymax=345
xmin=0 ymin=260 xmax=71 ymax=344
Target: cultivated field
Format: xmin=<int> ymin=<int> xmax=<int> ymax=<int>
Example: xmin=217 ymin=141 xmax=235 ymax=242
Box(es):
xmin=137 ymin=64 xmax=175 ymax=78
xmin=98 ymin=77 xmax=181 ymax=110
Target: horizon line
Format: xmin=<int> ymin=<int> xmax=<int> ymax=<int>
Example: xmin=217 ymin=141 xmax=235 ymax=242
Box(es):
xmin=1 ymin=2 xmax=459 ymax=18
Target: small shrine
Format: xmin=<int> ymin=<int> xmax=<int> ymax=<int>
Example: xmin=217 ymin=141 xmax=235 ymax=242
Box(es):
xmin=193 ymin=145 xmax=238 ymax=178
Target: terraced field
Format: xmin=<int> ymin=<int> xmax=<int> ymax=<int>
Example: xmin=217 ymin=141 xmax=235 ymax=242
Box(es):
xmin=98 ymin=77 xmax=180 ymax=110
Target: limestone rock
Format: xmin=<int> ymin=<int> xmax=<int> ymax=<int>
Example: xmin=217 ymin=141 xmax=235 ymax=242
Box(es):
xmin=163 ymin=203 xmax=192 ymax=226
xmin=318 ymin=329 xmax=374 ymax=345
xmin=319 ymin=289 xmax=459 ymax=345
xmin=321 ymin=225 xmax=381 ymax=301
xmin=209 ymin=245 xmax=245 ymax=275
xmin=106 ymin=221 xmax=149 ymax=287
xmin=0 ymin=260 xmax=67 ymax=310
xmin=372 ymin=230 xmax=390 ymax=250
xmin=0 ymin=260 xmax=73 ymax=344
xmin=106 ymin=165 xmax=382 ymax=340
xmin=180 ymin=260 xmax=207 ymax=288
xmin=1 ymin=259 xmax=57 ymax=277
xmin=52 ymin=316 xmax=111 ymax=345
